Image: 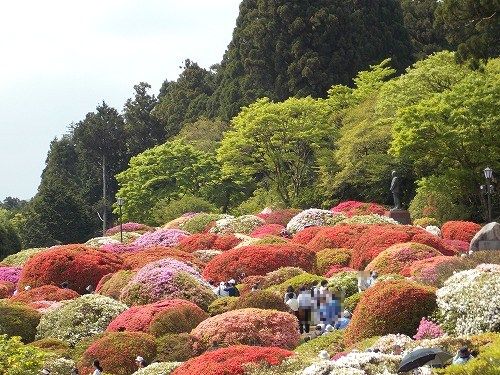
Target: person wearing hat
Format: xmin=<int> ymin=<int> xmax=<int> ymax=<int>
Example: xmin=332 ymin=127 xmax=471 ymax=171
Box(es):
xmin=215 ymin=281 xmax=229 ymax=297
xmin=135 ymin=356 xmax=148 ymax=369
xmin=40 ymin=369 xmax=50 ymax=375
xmin=323 ymin=324 xmax=335 ymax=335
xmin=334 ymin=310 xmax=351 ymax=330
xmin=452 ymin=347 xmax=473 ymax=364
xmin=224 ymin=279 xmax=240 ymax=297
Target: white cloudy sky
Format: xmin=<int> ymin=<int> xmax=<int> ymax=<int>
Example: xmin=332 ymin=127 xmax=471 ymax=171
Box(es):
xmin=0 ymin=0 xmax=240 ymax=200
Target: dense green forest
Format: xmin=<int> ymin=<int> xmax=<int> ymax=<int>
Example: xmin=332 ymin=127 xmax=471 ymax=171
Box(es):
xmin=0 ymin=0 xmax=498 ymax=252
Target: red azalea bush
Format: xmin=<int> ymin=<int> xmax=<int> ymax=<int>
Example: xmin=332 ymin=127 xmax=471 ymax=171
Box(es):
xmin=257 ymin=209 xmax=301 ymax=226
xmin=411 ymin=233 xmax=456 ymax=256
xmin=190 ymin=308 xmax=300 ymax=351
xmin=18 ymin=245 xmax=124 ymax=294
xmin=172 ymin=345 xmax=293 ymax=375
xmin=308 ymin=225 xmax=370 ymax=252
xmin=202 ymin=244 xmax=315 ymax=282
xmin=441 ymin=221 xmax=481 ymax=242
xmin=315 ymin=248 xmax=352 ymax=275
xmin=443 ymin=239 xmax=470 ymax=254
xmin=11 ymin=285 xmax=79 ymax=303
xmin=107 ymin=299 xmax=208 ymax=336
xmin=350 ymin=225 xmax=425 ymax=270
xmin=96 ymin=270 xmax=136 ymax=300
xmin=344 ymin=280 xmax=436 ymax=346
xmin=121 ymin=246 xmax=201 ymax=269
xmin=331 ymin=201 xmax=386 ymax=217
xmin=402 ymin=256 xmax=463 ymax=286
xmin=250 ymin=224 xmax=286 ymax=238
xmin=178 ymin=233 xmax=241 ymax=252
xmin=365 ymin=242 xmax=441 ymax=276
xmin=79 ymin=332 xmax=157 ymax=375
xmin=325 ymin=265 xmax=356 ymax=277
xmin=0 ymin=280 xmax=15 ymax=298
xmin=292 ymin=226 xmax=322 ymax=244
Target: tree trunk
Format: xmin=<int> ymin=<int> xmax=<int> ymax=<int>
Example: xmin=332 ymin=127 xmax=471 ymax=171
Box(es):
xmin=102 ymin=154 xmax=107 ymax=236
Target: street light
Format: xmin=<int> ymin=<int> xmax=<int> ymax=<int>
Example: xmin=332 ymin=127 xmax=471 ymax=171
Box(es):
xmin=116 ymin=197 xmax=125 ymax=243
xmin=483 ymin=167 xmax=493 ymax=222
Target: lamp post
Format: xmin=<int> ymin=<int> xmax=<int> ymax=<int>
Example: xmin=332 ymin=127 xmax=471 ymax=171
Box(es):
xmin=116 ymin=197 xmax=125 ymax=243
xmin=483 ymin=167 xmax=493 ymax=223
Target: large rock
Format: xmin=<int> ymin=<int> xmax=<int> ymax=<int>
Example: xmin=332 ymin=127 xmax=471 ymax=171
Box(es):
xmin=469 ymin=222 xmax=500 ymax=252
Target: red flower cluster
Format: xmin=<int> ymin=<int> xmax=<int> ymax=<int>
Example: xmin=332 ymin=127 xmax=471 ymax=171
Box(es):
xmin=79 ymin=332 xmax=157 ymax=375
xmin=107 ymin=299 xmax=208 ymax=336
xmin=325 ymin=266 xmax=356 ymax=277
xmin=121 ymin=246 xmax=201 ymax=269
xmin=331 ymin=201 xmax=386 ymax=217
xmin=344 ymin=280 xmax=436 ymax=346
xmin=308 ymin=224 xmax=370 ymax=252
xmin=411 ymin=233 xmax=456 ymax=256
xmin=19 ymin=245 xmax=124 ymax=294
xmin=292 ymin=226 xmax=322 ymax=245
xmin=365 ymin=242 xmax=441 ymax=275
xmin=202 ymin=244 xmax=315 ymax=282
xmin=0 ymin=281 xmax=14 ymax=298
xmin=350 ymin=225 xmax=425 ymax=269
xmin=441 ymin=221 xmax=481 ymax=242
xmin=178 ymin=233 xmax=241 ymax=252
xmin=172 ymin=345 xmax=293 ymax=375
xmin=12 ymin=285 xmax=79 ymax=303
xmin=250 ymin=224 xmax=285 ymax=238
xmin=442 ymin=239 xmax=470 ymax=254
xmin=257 ymin=209 xmax=301 ymax=226
xmin=402 ymin=256 xmax=463 ymax=285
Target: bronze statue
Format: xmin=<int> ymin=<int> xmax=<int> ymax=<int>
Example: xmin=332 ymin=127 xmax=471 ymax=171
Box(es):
xmin=390 ymin=170 xmax=401 ymax=210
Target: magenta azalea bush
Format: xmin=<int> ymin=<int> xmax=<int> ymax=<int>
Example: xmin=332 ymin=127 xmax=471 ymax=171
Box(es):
xmin=106 ymin=222 xmax=151 ymax=235
xmin=100 ymin=243 xmax=143 ymax=254
xmin=120 ymin=259 xmax=215 ymax=309
xmin=190 ymin=308 xmax=300 ymax=351
xmin=132 ymin=228 xmax=190 ymax=247
xmin=413 ymin=317 xmax=444 ymax=340
xmin=0 ymin=266 xmax=22 ymax=285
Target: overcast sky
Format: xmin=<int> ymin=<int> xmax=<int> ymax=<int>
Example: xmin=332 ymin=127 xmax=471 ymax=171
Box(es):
xmin=0 ymin=0 xmax=240 ymax=201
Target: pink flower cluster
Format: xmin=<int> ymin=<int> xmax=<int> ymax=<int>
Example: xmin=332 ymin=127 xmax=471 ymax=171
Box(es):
xmin=0 ymin=266 xmax=22 ymax=285
xmin=100 ymin=243 xmax=143 ymax=254
xmin=413 ymin=317 xmax=444 ymax=340
xmin=105 ymin=222 xmax=151 ymax=235
xmin=331 ymin=200 xmax=386 ymax=217
xmin=132 ymin=228 xmax=190 ymax=247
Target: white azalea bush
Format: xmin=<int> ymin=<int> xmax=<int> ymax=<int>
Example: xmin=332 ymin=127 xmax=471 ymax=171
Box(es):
xmin=339 ymin=214 xmax=398 ymax=226
xmin=36 ymin=294 xmax=127 ymax=346
xmin=131 ymin=362 xmax=182 ymax=375
xmin=286 ymin=209 xmax=342 ymax=234
xmin=368 ymin=334 xmax=413 ymax=354
xmin=436 ymin=264 xmax=500 ymax=335
xmin=209 ymin=214 xmax=265 ymax=235
xmin=192 ymin=249 xmax=223 ymax=263
xmin=43 ymin=357 xmax=76 ymax=375
xmin=424 ymin=225 xmax=441 ymax=237
xmin=85 ymin=236 xmax=121 ymax=247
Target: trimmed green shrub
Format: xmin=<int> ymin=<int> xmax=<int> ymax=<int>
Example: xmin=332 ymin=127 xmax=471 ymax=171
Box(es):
xmin=235 ymin=290 xmax=287 ymax=311
xmin=0 ymin=247 xmax=47 ymax=266
xmin=0 ymin=334 xmax=48 ymax=374
xmin=153 ymin=195 xmax=218 ymax=225
xmin=413 ymin=217 xmax=440 ymax=227
xmin=0 ymin=218 xmax=21 ymax=261
xmin=269 ymin=273 xmax=324 ymax=295
xmin=260 ymin=267 xmax=305 ymax=289
xmin=295 ymin=331 xmax=345 ymax=359
xmin=345 ymin=292 xmax=361 ymax=312
xmin=180 ymin=213 xmax=222 ymax=233
xmin=0 ymin=301 xmax=41 ymax=343
xmin=96 ymin=270 xmax=135 ymax=300
xmin=30 ymin=338 xmax=70 ymax=357
xmin=208 ymin=297 xmax=238 ymax=316
xmin=149 ymin=304 xmax=208 ymax=336
xmin=315 ymin=248 xmax=352 ymax=275
xmin=155 ymin=333 xmax=197 ymax=362
xmin=328 ymin=271 xmax=359 ymax=298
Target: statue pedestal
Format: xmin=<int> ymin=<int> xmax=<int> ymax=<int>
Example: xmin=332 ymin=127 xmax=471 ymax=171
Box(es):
xmin=386 ymin=209 xmax=411 ymax=225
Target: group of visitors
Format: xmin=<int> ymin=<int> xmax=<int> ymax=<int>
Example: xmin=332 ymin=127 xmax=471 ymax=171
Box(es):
xmin=40 ymin=356 xmax=148 ymax=374
xmin=283 ymin=280 xmax=351 ymax=335
xmin=212 ymin=279 xmax=240 ymax=297
xmin=357 ymin=270 xmax=378 ymax=292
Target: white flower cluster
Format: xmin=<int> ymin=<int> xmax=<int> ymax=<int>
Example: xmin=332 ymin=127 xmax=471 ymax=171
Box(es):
xmin=424 ymin=226 xmax=441 ymax=237
xmin=43 ymin=357 xmax=76 ymax=375
xmin=36 ymin=294 xmax=128 ymax=346
xmin=436 ymin=264 xmax=500 ymax=335
xmin=369 ymin=334 xmax=413 ymax=354
xmin=192 ymin=249 xmax=223 ymax=263
xmin=286 ymin=209 xmax=338 ymax=234
xmin=210 ymin=215 xmax=265 ymax=235
xmin=339 ymin=214 xmax=399 ymax=226
xmin=85 ymin=236 xmax=121 ymax=247
xmin=302 ymin=351 xmax=401 ymax=375
xmin=131 ymin=362 xmax=182 ymax=375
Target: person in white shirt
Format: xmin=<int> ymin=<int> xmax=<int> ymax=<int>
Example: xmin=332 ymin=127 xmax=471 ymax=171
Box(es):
xmin=92 ymin=360 xmax=103 ymax=375
xmin=297 ymin=286 xmax=312 ymax=334
xmin=357 ymin=271 xmax=370 ymax=292
xmin=215 ymin=282 xmax=229 ymax=297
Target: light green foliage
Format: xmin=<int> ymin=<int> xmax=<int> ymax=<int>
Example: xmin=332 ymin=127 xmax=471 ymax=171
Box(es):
xmin=295 ymin=331 xmax=345 ymax=360
xmin=132 ymin=362 xmax=182 ymax=375
xmin=152 ymin=195 xmax=218 ymax=226
xmin=218 ymin=97 xmax=336 ymax=207
xmin=268 ymin=273 xmax=324 ymax=295
xmin=0 ymin=335 xmax=48 ymax=375
xmin=0 ymin=301 xmax=41 ymax=343
xmin=328 ymin=271 xmax=359 ymax=298
xmin=0 ymin=247 xmax=47 ymax=266
xmin=345 ymin=292 xmax=362 ymax=312
xmin=207 ymin=297 xmax=238 ymax=316
xmin=175 ymin=117 xmax=229 ymax=153
xmin=180 ymin=213 xmax=224 ymax=234
xmin=115 ymin=140 xmax=221 ymax=224
xmin=231 ymin=188 xmax=285 ymax=216
xmin=155 ymin=333 xmax=196 ymax=362
xmin=0 ymin=210 xmax=21 ymax=261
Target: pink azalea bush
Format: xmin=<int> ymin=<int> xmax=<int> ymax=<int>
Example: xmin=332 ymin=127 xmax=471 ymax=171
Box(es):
xmin=413 ymin=317 xmax=444 ymax=340
xmin=100 ymin=243 xmax=143 ymax=254
xmin=120 ymin=259 xmax=215 ymax=309
xmin=190 ymin=308 xmax=300 ymax=351
xmin=105 ymin=222 xmax=152 ymax=235
xmin=331 ymin=201 xmax=386 ymax=217
xmin=0 ymin=266 xmax=22 ymax=284
xmin=132 ymin=228 xmax=190 ymax=247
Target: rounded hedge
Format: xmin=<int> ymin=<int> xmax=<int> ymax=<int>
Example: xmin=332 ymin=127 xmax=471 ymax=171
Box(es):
xmin=171 ymin=345 xmax=293 ymax=375
xmin=403 ymin=256 xmax=463 ymax=286
xmin=36 ymin=294 xmax=127 ymax=346
xmin=269 ymin=272 xmax=324 ymax=295
xmin=177 ymin=233 xmax=241 ymax=252
xmin=344 ymin=280 xmax=437 ymax=346
xmin=328 ymin=271 xmax=359 ymax=298
xmin=365 ymin=242 xmax=441 ymax=275
xmin=202 ymin=243 xmax=315 ymax=282
xmin=121 ymin=246 xmax=200 ymax=270
xmin=12 ymin=285 xmax=79 ymax=303
xmin=250 ymin=224 xmax=285 ymax=238
xmin=0 ymin=247 xmax=47 ymax=266
xmin=257 ymin=209 xmax=301 ymax=226
xmin=0 ymin=280 xmax=14 ymax=298
xmin=442 ymin=221 xmax=481 ymax=242
xmin=0 ymin=265 xmax=22 ymax=284
xmin=307 ymin=224 xmax=370 ymax=252
xmin=191 ymin=308 xmax=300 ymax=351
xmin=96 ymin=270 xmax=136 ymax=300
xmin=79 ymin=331 xmax=157 ymax=375
xmin=207 ymin=297 xmax=238 ymax=316
xmin=331 ymin=201 xmax=386 ymax=217
xmin=315 ymin=248 xmax=352 ymax=275
xmin=235 ymin=290 xmax=287 ymax=311
xmin=155 ymin=333 xmax=197 ymax=362
xmin=0 ymin=301 xmax=41 ymax=343
xmin=180 ymin=213 xmax=222 ymax=233
xmin=292 ymin=226 xmax=322 ymax=245
xmin=107 ymin=299 xmax=207 ymax=336
xmin=19 ymin=245 xmax=124 ymax=294
xmin=260 ymin=267 xmax=305 ymax=289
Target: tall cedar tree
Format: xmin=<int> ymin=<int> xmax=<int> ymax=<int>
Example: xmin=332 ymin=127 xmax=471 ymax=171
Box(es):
xmin=211 ymin=0 xmax=414 ymax=121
